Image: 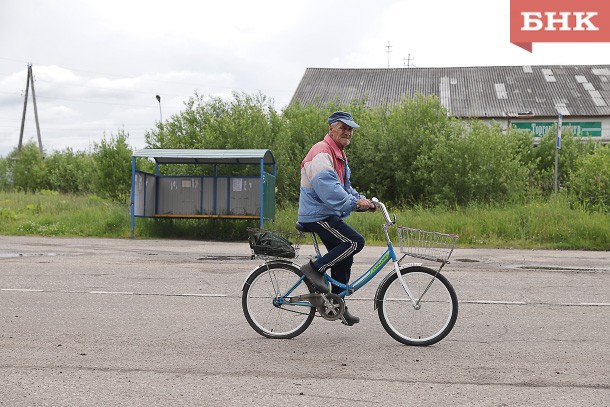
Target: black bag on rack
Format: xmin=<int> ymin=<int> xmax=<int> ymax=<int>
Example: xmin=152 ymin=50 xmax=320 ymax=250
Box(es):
xmin=249 ymin=231 xmax=296 ymax=258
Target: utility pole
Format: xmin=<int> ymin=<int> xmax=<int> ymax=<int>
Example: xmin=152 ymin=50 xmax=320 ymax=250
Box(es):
xmin=385 ymin=41 xmax=392 ymax=68
xmin=403 ymin=53 xmax=414 ymax=68
xmin=18 ymin=64 xmax=44 ymax=156
xmin=554 ymin=114 xmax=562 ymax=194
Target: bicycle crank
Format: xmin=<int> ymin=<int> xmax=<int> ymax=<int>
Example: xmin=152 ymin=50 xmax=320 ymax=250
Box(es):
xmin=316 ymin=293 xmax=345 ymax=321
xmin=289 ymin=293 xmax=345 ymax=321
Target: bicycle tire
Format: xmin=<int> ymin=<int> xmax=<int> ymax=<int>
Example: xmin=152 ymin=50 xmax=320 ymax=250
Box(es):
xmin=242 ymin=262 xmax=315 ymax=339
xmin=376 ymin=266 xmax=458 ymax=346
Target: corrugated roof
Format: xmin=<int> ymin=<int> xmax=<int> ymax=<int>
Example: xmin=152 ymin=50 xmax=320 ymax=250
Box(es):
xmin=290 ymin=65 xmax=610 ymax=118
xmin=132 ymin=149 xmax=275 ymax=165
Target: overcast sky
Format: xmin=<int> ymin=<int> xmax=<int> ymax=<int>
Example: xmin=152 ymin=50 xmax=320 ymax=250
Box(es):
xmin=2 ymin=0 xmax=610 ymax=157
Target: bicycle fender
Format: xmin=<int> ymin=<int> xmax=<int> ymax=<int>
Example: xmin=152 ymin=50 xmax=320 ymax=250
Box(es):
xmin=241 ymin=259 xmax=301 ymax=291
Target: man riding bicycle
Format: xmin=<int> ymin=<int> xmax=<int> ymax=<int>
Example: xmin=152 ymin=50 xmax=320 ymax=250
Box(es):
xmin=297 ymin=111 xmax=375 ymax=326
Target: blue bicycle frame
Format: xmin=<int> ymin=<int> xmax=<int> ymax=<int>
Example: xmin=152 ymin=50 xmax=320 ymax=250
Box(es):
xmin=276 ymin=199 xmax=418 ymax=307
xmin=324 ymin=245 xmax=396 ymax=297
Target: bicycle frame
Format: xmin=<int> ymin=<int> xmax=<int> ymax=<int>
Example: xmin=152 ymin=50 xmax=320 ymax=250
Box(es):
xmin=321 ymin=200 xmax=418 ymax=304
xmin=266 ymin=199 xmax=419 ymax=308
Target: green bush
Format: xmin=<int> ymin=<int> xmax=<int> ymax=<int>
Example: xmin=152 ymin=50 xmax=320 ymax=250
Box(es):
xmin=279 ymin=96 xmax=460 ymax=206
xmin=144 ymin=92 xmax=281 ymax=177
xmin=0 ymin=157 xmax=11 ymax=191
xmin=93 ymin=130 xmax=133 ymax=203
xmin=350 ymin=95 xmax=459 ymax=204
xmin=11 ymin=142 xmax=46 ymax=193
xmin=569 ymin=145 xmax=610 ymax=211
xmin=44 ymin=148 xmax=95 ymax=194
xmin=530 ymin=127 xmax=588 ymax=194
xmin=415 ymin=120 xmax=530 ymax=205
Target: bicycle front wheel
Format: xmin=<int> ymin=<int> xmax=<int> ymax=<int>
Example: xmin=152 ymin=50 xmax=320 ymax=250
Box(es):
xmin=242 ymin=261 xmax=315 ymax=339
xmin=376 ymin=266 xmax=458 ymax=346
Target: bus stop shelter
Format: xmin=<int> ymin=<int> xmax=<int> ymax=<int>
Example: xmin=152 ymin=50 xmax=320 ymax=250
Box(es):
xmin=130 ymin=149 xmax=276 ymax=238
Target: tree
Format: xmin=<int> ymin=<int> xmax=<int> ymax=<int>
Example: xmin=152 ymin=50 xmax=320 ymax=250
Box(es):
xmin=0 ymin=156 xmax=11 ymax=191
xmin=10 ymin=142 xmax=46 ymax=193
xmin=569 ymin=145 xmax=610 ymax=211
xmin=416 ymin=120 xmax=529 ymax=205
xmin=532 ymin=127 xmax=582 ymax=195
xmin=93 ymin=130 xmax=133 ymax=203
xmin=349 ymin=95 xmax=459 ymax=205
xmin=144 ymin=91 xmax=282 ymax=177
xmin=44 ymin=148 xmax=95 ymax=194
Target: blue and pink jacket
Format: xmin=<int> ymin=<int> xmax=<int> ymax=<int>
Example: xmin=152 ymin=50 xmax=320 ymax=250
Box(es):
xmin=298 ymin=134 xmax=365 ymax=223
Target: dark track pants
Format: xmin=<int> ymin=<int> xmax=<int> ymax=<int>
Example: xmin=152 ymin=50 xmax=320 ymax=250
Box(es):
xmin=300 ymin=216 xmax=365 ymax=294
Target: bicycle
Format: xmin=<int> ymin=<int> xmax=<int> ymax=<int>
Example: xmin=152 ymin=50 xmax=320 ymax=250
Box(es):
xmin=241 ymin=198 xmax=459 ymax=346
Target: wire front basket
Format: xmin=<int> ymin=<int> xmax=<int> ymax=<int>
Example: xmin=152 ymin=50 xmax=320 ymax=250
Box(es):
xmin=247 ymin=228 xmax=303 ymax=259
xmin=397 ymin=227 xmax=459 ymax=264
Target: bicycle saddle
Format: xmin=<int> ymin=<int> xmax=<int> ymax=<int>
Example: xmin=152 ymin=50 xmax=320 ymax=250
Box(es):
xmin=295 ymin=222 xmax=312 ymax=233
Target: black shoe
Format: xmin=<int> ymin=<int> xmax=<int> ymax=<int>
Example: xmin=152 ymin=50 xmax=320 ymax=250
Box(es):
xmin=300 ymin=261 xmax=329 ymax=293
xmin=342 ymin=307 xmax=360 ymax=326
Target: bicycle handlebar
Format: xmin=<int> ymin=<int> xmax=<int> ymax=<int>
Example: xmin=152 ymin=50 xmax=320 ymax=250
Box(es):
xmin=371 ymin=197 xmax=394 ymax=225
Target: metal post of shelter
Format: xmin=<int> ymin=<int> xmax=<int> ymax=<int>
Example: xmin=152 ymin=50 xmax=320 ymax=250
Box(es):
xmin=130 ymin=156 xmax=137 ymax=239
xmin=259 ymin=158 xmax=265 ymax=229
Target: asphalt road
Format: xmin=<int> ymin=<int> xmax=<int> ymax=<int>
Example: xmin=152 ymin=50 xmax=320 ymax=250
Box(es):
xmin=1 ymin=236 xmax=609 ymax=406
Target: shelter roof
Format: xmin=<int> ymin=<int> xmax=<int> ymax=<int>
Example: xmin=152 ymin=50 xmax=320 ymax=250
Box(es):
xmin=132 ymin=149 xmax=275 ymax=165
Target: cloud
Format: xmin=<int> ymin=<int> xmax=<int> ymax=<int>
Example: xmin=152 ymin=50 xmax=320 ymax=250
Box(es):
xmin=2 ymin=0 xmax=610 ymax=157
xmin=0 ymin=62 xmax=249 ymax=156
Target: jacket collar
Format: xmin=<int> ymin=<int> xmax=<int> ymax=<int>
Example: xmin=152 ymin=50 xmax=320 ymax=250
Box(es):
xmin=323 ymin=134 xmax=345 ymax=160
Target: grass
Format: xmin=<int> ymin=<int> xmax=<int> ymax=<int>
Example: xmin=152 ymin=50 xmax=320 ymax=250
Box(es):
xmin=0 ymin=191 xmax=608 ymax=250
xmin=0 ymin=191 xmax=131 ymax=237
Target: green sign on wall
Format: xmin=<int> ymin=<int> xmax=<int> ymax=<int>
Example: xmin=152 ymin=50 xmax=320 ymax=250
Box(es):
xmin=511 ymin=121 xmax=602 ymax=138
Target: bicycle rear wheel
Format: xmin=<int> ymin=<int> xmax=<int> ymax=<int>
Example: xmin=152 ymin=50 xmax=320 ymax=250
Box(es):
xmin=376 ymin=266 xmax=458 ymax=346
xmin=242 ymin=261 xmax=315 ymax=339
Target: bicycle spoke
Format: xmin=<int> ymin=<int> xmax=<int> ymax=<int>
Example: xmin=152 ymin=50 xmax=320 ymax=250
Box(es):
xmin=378 ymin=267 xmax=458 ymax=346
xmin=242 ymin=263 xmax=315 ymax=339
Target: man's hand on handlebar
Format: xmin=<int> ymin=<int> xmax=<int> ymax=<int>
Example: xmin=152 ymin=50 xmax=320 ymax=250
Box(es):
xmin=355 ymin=198 xmax=376 ymax=212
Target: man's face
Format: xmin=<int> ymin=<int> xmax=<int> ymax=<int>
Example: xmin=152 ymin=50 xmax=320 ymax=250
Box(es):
xmin=329 ymin=121 xmax=354 ymax=149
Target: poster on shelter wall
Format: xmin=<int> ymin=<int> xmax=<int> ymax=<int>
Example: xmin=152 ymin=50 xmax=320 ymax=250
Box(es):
xmin=232 ymin=178 xmax=243 ymax=192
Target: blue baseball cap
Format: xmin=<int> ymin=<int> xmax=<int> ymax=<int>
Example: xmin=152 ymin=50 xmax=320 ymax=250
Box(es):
xmin=328 ymin=111 xmax=360 ymax=129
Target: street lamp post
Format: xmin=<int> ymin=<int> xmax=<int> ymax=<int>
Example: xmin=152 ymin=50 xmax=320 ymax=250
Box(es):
xmin=155 ymin=94 xmax=162 ymax=122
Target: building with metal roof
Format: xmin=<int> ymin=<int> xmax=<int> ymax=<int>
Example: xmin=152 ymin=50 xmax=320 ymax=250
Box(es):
xmin=290 ymin=65 xmax=610 ymax=141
